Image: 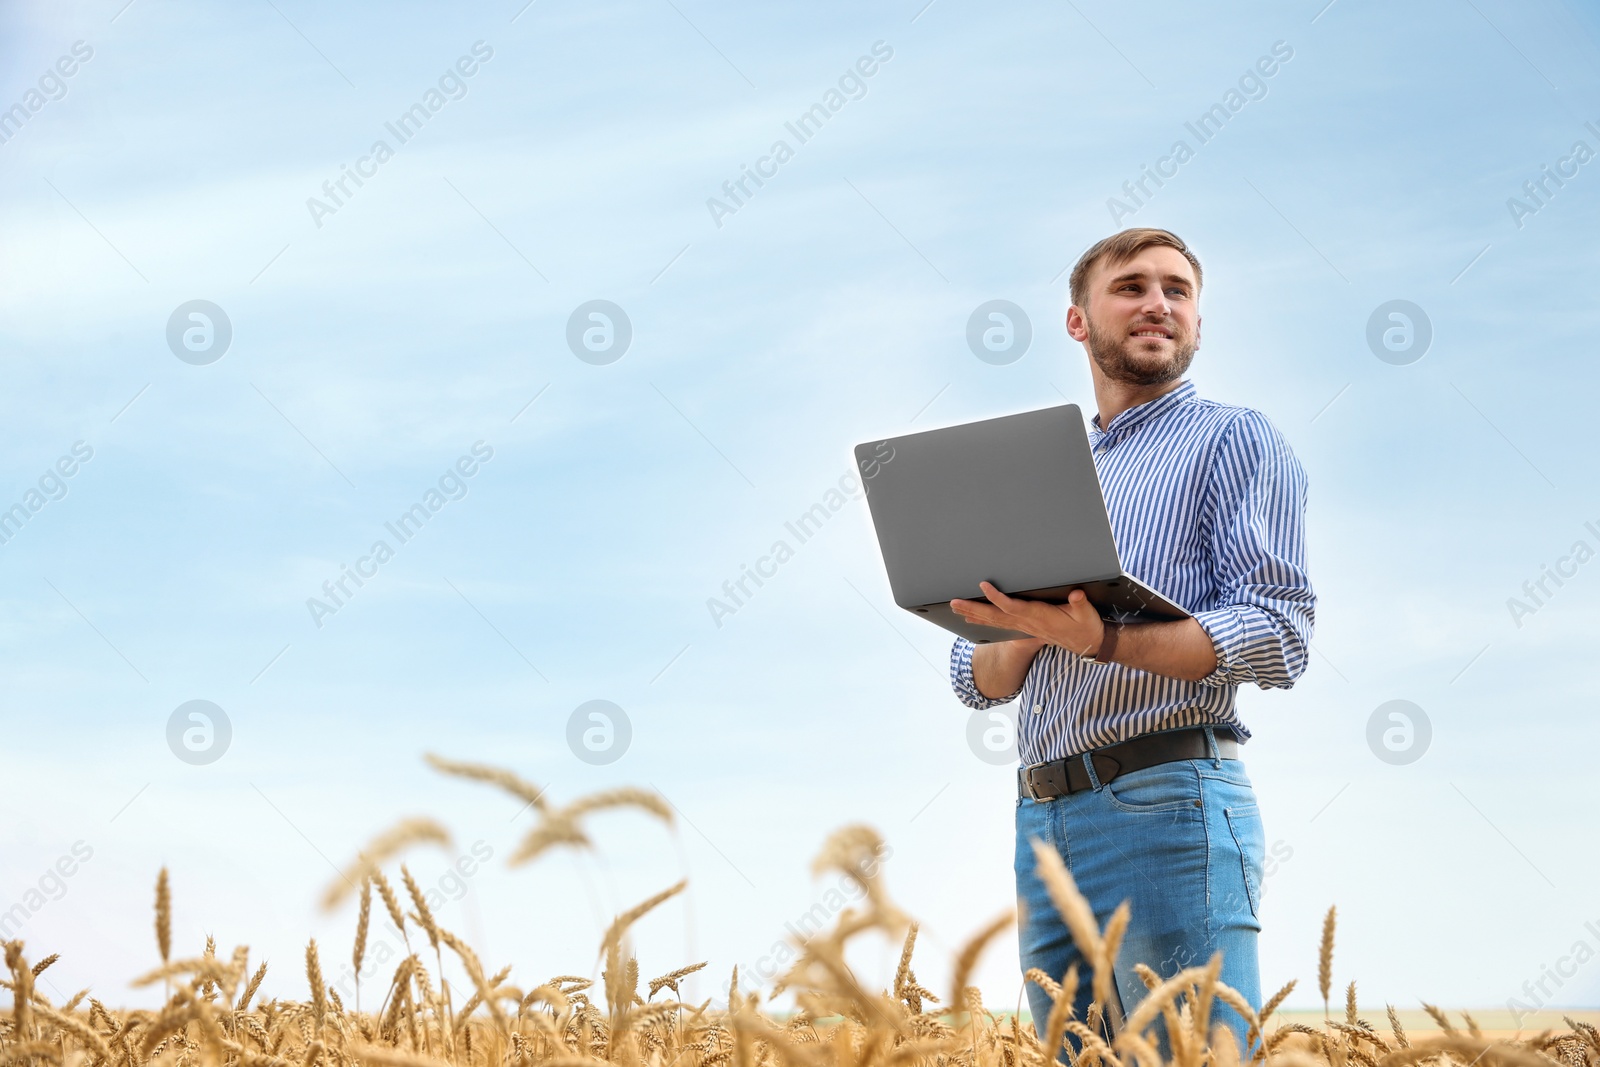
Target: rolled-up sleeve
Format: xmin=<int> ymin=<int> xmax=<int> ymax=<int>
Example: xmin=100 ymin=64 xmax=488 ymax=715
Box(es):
xmin=949 ymin=637 xmax=1022 ymax=708
xmin=1191 ymin=411 xmax=1316 ymax=689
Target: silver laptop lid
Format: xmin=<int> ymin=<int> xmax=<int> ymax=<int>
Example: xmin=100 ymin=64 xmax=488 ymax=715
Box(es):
xmin=854 ymin=403 xmax=1123 ymax=609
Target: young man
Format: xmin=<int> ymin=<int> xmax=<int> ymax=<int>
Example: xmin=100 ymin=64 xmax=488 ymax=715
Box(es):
xmin=947 ymin=228 xmax=1314 ymax=1053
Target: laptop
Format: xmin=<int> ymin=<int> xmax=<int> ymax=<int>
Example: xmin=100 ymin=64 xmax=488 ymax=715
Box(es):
xmin=854 ymin=403 xmax=1191 ymax=644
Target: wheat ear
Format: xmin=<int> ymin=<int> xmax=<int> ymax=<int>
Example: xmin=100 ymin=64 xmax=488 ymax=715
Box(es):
xmin=353 ymin=876 xmax=371 ymax=1011
xmin=306 ymin=939 xmax=326 ymax=1035
xmin=1317 ymin=905 xmax=1336 ymax=1017
xmin=949 ymin=910 xmax=1014 ymax=1015
xmin=321 ymin=819 xmax=453 ymax=911
xmin=155 ymin=867 xmax=172 ymax=964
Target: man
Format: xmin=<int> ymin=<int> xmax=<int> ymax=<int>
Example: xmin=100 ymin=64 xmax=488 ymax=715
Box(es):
xmin=947 ymin=228 xmax=1314 ymax=1053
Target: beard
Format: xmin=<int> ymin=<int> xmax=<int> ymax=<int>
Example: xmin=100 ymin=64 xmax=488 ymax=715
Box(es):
xmin=1085 ymin=315 xmax=1198 ymax=387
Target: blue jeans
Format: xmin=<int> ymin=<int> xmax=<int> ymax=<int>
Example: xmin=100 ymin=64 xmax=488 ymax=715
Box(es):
xmin=1015 ymin=743 xmax=1264 ymax=1056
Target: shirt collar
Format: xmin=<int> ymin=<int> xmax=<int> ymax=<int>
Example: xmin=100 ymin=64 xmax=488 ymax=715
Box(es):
xmin=1089 ymin=379 xmax=1197 ymax=442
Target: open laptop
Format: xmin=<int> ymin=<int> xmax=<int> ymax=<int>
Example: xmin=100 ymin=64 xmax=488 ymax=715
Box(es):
xmin=854 ymin=403 xmax=1191 ymax=644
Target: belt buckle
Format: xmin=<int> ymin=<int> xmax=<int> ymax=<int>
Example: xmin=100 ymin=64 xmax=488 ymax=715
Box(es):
xmin=1024 ymin=760 xmax=1064 ymax=801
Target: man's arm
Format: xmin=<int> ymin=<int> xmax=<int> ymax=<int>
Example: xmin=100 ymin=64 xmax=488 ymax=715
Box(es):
xmin=969 ymin=636 xmax=1048 ymax=698
xmin=949 ymin=633 xmax=1046 ymax=708
xmin=952 ymin=584 xmax=1218 ymax=683
xmin=1188 ymin=411 xmax=1314 ymax=688
xmin=950 ymin=408 xmax=1313 ymax=689
xmin=1097 ymin=616 xmax=1217 ymax=681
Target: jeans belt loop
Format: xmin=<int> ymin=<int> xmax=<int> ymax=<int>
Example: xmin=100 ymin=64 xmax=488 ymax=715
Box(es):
xmin=1081 ymin=751 xmax=1102 ymax=790
xmin=1203 ymin=725 xmax=1220 ymax=766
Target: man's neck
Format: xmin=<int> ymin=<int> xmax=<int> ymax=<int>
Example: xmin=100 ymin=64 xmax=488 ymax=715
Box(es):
xmin=1091 ymin=371 xmax=1184 ymax=430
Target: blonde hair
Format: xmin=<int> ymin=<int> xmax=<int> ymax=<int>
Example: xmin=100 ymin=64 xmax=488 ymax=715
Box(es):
xmin=1068 ymin=227 xmax=1203 ymax=309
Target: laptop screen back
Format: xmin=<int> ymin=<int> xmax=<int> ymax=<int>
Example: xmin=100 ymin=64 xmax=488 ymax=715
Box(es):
xmin=855 ymin=404 xmax=1124 ymax=608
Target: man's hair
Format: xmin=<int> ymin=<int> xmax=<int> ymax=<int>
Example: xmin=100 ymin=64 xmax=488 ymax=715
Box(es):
xmin=1068 ymin=228 xmax=1203 ymax=309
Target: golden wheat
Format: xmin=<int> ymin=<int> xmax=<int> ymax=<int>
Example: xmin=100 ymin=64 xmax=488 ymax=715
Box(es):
xmin=422 ymin=756 xmax=549 ymax=815
xmin=1 ymin=757 xmax=1591 ymax=1067
xmin=1317 ymin=906 xmax=1335 ymax=1017
xmin=371 ymin=871 xmax=409 ymax=945
xmin=354 ymin=880 xmax=372 ymax=1009
xmin=322 ymin=820 xmax=454 ymax=911
xmin=154 ymin=869 xmax=171 ymax=971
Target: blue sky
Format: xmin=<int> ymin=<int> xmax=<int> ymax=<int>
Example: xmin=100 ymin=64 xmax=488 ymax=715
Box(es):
xmin=3 ymin=0 xmax=1599 ymax=1022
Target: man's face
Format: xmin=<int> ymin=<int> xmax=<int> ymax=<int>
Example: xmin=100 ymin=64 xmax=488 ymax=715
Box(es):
xmin=1068 ymin=246 xmax=1201 ymax=386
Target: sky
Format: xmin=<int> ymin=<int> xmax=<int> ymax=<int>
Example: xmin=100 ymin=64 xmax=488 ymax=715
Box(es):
xmin=2 ymin=0 xmax=1599 ymax=1025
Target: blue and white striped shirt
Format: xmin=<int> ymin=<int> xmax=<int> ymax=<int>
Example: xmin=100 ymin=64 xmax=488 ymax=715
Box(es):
xmin=949 ymin=379 xmax=1315 ymax=764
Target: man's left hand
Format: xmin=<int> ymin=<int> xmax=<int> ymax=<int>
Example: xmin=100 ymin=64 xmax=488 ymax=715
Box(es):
xmin=950 ymin=581 xmax=1107 ymax=657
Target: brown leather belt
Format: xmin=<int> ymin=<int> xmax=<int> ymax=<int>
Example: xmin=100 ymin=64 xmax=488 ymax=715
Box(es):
xmin=1019 ymin=727 xmax=1239 ymax=801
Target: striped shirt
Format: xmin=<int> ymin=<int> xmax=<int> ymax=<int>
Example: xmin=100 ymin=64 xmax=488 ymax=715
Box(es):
xmin=949 ymin=378 xmax=1315 ymax=764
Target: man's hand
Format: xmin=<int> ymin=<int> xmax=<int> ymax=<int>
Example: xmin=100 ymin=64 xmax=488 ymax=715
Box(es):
xmin=951 ymin=581 xmax=1107 ymax=657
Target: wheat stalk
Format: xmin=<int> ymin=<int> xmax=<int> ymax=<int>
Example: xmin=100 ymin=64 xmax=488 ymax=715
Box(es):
xmin=648 ymin=963 xmax=707 ymax=1000
xmin=948 ymin=911 xmax=1014 ymax=1016
xmin=424 ymin=754 xmax=549 ymax=813
xmin=1318 ymin=905 xmax=1336 ymax=1017
xmin=1040 ymin=963 xmax=1080 ymax=1066
xmin=155 ymin=868 xmax=172 ymax=966
xmin=305 ymin=940 xmax=327 ymax=1037
xmin=4 ymin=942 xmax=34 ymax=1043
xmin=238 ymin=962 xmax=268 ymax=1012
xmin=321 ymin=819 xmax=453 ymax=911
xmin=401 ymin=865 xmax=443 ymax=952
xmin=1386 ymin=1004 xmax=1409 ymax=1048
xmin=1421 ymin=1003 xmax=1457 ymax=1037
xmin=1027 ymin=839 xmax=1103 ymax=967
xmin=8 ymin=764 xmax=1591 ymax=1067
xmin=354 ymin=876 xmax=372 ymax=1013
xmin=564 ymin=787 xmax=673 ymax=824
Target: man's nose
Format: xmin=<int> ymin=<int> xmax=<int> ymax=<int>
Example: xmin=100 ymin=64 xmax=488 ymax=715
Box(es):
xmin=1138 ymin=289 xmax=1173 ymax=317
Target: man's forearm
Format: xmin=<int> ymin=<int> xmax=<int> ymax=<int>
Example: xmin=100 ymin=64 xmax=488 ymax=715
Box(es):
xmin=971 ymin=637 xmax=1047 ymax=699
xmin=1100 ymin=618 xmax=1217 ymax=682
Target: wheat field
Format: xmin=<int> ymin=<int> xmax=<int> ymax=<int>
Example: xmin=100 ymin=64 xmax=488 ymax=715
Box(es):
xmin=2 ymin=755 xmax=1593 ymax=1067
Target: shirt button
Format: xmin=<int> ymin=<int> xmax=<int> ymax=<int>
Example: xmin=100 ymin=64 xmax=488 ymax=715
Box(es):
xmin=1032 ymin=704 xmax=1043 ymax=716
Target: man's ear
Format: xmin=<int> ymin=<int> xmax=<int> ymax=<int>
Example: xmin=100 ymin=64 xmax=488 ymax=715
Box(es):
xmin=1194 ymin=313 xmax=1202 ymax=351
xmin=1065 ymin=305 xmax=1089 ymax=343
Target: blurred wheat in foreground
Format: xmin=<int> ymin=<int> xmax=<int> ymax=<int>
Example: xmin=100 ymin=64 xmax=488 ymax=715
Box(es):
xmin=2 ymin=756 xmax=1595 ymax=1067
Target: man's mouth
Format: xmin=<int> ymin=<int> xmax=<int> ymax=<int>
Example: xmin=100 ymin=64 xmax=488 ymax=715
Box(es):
xmin=1130 ymin=327 xmax=1172 ymax=340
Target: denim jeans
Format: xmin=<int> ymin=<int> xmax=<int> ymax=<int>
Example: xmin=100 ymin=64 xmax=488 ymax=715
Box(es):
xmin=1015 ymin=742 xmax=1265 ymax=1056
